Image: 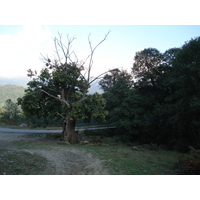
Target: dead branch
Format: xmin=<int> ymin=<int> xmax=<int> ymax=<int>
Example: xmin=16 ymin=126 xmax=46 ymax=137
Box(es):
xmin=75 ymin=69 xmax=118 ymax=104
xmin=87 ymin=31 xmax=110 ymax=82
xmin=35 ymin=32 xmax=112 ymax=106
xmin=56 ymin=112 xmax=65 ymax=119
xmin=76 ymin=96 xmax=88 ymax=103
xmin=55 ymin=32 xmax=76 ymax=65
xmin=89 ymin=68 xmax=118 ymax=85
xmin=41 ymin=89 xmax=70 ymax=108
xmin=54 ymin=37 xmax=62 ymax=65
xmin=74 ymin=31 xmax=110 ymax=101
xmin=79 ymin=31 xmax=110 ymax=83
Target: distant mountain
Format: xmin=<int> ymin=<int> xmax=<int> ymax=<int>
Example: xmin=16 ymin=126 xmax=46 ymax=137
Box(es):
xmin=0 ymin=77 xmax=30 ymax=87
xmin=0 ymin=84 xmax=25 ymax=108
xmin=0 ymin=77 xmax=102 ymax=93
xmin=0 ymin=78 xmax=103 ymax=108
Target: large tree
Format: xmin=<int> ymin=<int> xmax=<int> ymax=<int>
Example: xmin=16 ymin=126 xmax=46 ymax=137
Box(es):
xmin=132 ymin=48 xmax=163 ymax=88
xmin=164 ymin=37 xmax=200 ymax=150
xmin=98 ymin=68 xmax=121 ymax=92
xmin=131 ymin=38 xmax=200 ymax=150
xmin=19 ymin=32 xmax=116 ymax=144
xmin=99 ymin=70 xmax=138 ymax=141
xmin=2 ymin=99 xmax=20 ymax=121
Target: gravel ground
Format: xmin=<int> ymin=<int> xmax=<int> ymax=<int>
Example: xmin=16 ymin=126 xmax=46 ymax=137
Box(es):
xmin=0 ymin=131 xmax=109 ymax=175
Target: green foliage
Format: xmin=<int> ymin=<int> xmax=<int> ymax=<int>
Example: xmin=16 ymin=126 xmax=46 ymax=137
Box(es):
xmin=100 ymin=37 xmax=200 ymax=151
xmin=3 ymin=99 xmax=20 ymax=119
xmin=79 ymin=93 xmax=108 ymax=122
xmin=132 ymin=48 xmax=163 ymax=87
xmin=99 ymin=68 xmax=121 ymax=92
xmin=19 ymin=62 xmax=108 ymax=127
xmin=0 ymin=99 xmax=24 ymax=125
xmin=100 ymin=70 xmax=138 ymax=141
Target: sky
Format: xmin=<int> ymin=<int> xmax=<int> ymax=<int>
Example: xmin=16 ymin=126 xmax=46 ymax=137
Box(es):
xmin=0 ymin=25 xmax=200 ymax=87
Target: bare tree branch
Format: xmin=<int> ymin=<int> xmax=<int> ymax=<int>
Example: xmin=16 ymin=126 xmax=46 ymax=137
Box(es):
xmin=56 ymin=112 xmax=65 ymax=119
xmin=56 ymin=34 xmax=67 ymax=64
xmin=41 ymin=89 xmax=70 ymax=108
xmin=55 ymin=32 xmax=76 ymax=66
xmin=40 ymin=53 xmax=50 ymax=63
xmin=54 ymin=37 xmax=62 ymax=65
xmin=36 ymin=32 xmax=112 ymax=108
xmin=76 ymin=96 xmax=88 ymax=103
xmin=89 ymin=68 xmax=119 ymax=85
xmin=75 ymin=68 xmax=118 ymax=104
xmin=87 ymin=31 xmax=110 ymax=82
xmin=79 ymin=31 xmax=110 ymax=83
xmin=74 ymin=31 xmax=110 ymax=103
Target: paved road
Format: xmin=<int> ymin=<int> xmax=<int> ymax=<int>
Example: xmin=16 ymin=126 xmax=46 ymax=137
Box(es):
xmin=0 ymin=127 xmax=61 ymax=134
xmin=0 ymin=126 xmax=115 ymax=134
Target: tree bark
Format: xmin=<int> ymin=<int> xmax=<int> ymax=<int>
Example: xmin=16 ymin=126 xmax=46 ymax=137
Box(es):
xmin=61 ymin=117 xmax=78 ymax=144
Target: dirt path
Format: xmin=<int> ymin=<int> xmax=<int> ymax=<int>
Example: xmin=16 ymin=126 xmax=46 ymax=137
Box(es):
xmin=0 ymin=132 xmax=109 ymax=175
xmin=26 ymin=146 xmax=108 ymax=175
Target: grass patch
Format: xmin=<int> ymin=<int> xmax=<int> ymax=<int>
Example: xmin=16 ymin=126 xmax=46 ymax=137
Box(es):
xmin=3 ymin=132 xmax=183 ymax=175
xmin=0 ymin=149 xmax=47 ymax=175
xmin=75 ymin=145 xmax=182 ymax=175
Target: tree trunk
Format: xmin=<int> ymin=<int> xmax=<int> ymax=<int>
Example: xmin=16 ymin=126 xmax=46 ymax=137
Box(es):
xmin=61 ymin=117 xmax=78 ymax=144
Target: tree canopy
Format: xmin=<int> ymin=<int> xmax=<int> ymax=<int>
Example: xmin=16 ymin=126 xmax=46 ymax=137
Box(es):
xmin=100 ymin=37 xmax=200 ymax=152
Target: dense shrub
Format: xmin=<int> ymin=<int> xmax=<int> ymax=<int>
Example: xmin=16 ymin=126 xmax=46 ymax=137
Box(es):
xmin=176 ymin=147 xmax=200 ymax=175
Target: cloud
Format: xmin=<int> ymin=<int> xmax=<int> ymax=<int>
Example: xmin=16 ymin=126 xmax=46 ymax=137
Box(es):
xmin=0 ymin=25 xmax=53 ymax=78
xmin=0 ymin=25 xmax=132 ymax=83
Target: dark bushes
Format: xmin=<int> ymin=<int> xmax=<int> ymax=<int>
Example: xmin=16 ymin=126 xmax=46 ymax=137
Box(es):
xmin=176 ymin=147 xmax=200 ymax=175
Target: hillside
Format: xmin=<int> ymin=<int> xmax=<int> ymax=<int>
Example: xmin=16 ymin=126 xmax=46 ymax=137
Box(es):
xmin=0 ymin=84 xmax=25 ymax=108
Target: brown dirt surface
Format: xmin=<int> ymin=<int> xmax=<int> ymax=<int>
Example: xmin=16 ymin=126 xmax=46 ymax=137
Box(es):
xmin=0 ymin=131 xmax=109 ymax=175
